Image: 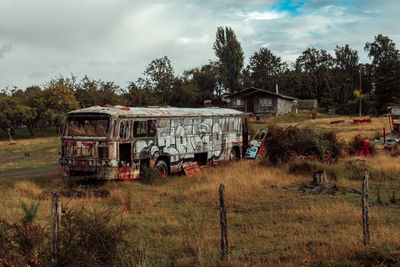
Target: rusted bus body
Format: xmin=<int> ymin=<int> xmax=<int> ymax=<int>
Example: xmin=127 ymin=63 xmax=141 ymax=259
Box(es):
xmin=59 ymin=106 xmax=246 ymax=180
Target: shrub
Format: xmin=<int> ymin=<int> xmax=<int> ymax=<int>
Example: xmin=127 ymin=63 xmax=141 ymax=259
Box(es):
xmin=351 ymin=245 xmax=400 ymax=266
xmin=140 ymin=165 xmax=163 ymax=185
xmin=262 ymin=126 xmax=345 ymax=165
xmin=57 ymin=206 xmax=128 ymax=266
xmin=348 ymin=135 xmax=377 ymax=155
xmin=0 ymin=200 xmax=47 ymax=266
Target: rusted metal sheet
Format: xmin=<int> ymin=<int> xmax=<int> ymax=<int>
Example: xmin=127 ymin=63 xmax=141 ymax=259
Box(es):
xmin=68 ymin=106 xmax=243 ymax=118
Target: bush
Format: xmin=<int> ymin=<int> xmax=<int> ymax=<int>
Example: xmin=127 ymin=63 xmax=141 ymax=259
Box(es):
xmin=351 ymin=245 xmax=400 ymax=266
xmin=348 ymin=135 xmax=377 ymax=155
xmin=0 ymin=200 xmax=47 ymax=266
xmin=262 ymin=126 xmax=345 ymax=165
xmin=139 ymin=164 xmax=163 ymax=185
xmin=57 ymin=206 xmax=128 ymax=266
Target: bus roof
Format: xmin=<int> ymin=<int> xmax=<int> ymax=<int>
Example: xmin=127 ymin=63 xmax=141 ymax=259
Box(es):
xmin=68 ymin=106 xmax=245 ymax=118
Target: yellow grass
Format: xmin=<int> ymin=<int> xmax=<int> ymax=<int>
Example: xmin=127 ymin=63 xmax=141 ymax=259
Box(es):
xmin=1 ymin=113 xmax=400 ymax=265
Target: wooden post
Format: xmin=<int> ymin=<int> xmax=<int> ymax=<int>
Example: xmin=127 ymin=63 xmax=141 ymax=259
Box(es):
xmin=51 ymin=192 xmax=61 ymax=266
xmin=362 ymin=168 xmax=370 ymax=246
xmin=313 ymin=169 xmax=327 ymax=185
xmin=219 ymin=184 xmax=228 ymax=260
xmin=383 ymin=127 xmax=386 ymax=145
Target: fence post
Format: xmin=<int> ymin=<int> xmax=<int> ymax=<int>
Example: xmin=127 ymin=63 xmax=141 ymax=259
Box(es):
xmin=51 ymin=192 xmax=61 ymax=266
xmin=219 ymin=184 xmax=228 ymax=260
xmin=362 ymin=168 xmax=370 ymax=246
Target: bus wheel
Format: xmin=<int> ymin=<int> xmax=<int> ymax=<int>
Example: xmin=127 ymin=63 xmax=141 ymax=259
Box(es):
xmin=155 ymin=160 xmax=169 ymax=177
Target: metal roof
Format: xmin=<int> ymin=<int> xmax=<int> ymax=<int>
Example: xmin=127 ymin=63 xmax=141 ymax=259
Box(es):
xmin=226 ymin=87 xmax=298 ymax=101
xmin=68 ymin=106 xmax=245 ymax=118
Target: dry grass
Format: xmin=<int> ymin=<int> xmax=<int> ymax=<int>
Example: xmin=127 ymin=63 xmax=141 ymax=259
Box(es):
xmin=0 ymin=159 xmax=399 ymax=265
xmin=0 ymin=113 xmax=400 ymax=265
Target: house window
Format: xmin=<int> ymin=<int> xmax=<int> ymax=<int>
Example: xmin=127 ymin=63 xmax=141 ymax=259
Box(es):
xmin=260 ymin=98 xmax=273 ymax=107
xmin=233 ymin=98 xmax=244 ymax=107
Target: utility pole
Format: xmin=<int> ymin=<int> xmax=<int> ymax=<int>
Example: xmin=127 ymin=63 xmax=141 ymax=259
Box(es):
xmin=359 ymin=64 xmax=363 ymax=117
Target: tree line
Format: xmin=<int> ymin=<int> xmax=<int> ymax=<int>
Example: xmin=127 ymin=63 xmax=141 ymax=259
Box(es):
xmin=1 ymin=27 xmax=400 ymax=138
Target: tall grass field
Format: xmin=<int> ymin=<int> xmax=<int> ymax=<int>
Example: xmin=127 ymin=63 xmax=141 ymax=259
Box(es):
xmin=0 ymin=113 xmax=399 ymax=266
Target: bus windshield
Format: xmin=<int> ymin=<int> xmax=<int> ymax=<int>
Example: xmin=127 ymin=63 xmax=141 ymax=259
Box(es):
xmin=66 ymin=116 xmax=110 ymax=137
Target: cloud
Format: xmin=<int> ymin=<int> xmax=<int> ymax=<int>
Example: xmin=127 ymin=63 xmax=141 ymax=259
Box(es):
xmin=0 ymin=0 xmax=399 ymax=89
xmin=0 ymin=44 xmax=12 ymax=58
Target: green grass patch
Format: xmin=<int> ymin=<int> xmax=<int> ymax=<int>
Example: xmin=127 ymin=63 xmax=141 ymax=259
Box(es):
xmin=0 ymin=127 xmax=59 ymax=141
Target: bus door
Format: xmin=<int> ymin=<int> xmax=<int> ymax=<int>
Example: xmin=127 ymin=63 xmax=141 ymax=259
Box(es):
xmin=118 ymin=119 xmax=134 ymax=179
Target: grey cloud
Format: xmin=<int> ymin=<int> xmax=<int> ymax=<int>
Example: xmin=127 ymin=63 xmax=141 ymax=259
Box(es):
xmin=0 ymin=44 xmax=12 ymax=58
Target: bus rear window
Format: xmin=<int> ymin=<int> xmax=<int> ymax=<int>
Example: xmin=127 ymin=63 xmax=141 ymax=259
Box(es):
xmin=66 ymin=117 xmax=109 ymax=137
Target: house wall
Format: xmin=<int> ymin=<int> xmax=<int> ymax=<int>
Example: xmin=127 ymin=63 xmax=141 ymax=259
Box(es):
xmin=276 ymin=98 xmax=295 ymax=115
xmin=253 ymin=94 xmax=276 ymax=114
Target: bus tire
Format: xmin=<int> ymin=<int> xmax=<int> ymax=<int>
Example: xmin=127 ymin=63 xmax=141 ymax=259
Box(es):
xmin=155 ymin=160 xmax=169 ymax=177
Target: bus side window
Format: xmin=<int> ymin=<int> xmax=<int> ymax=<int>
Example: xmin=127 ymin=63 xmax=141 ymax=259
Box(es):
xmin=119 ymin=121 xmax=130 ymax=140
xmin=133 ymin=121 xmax=147 ymax=137
xmin=148 ymin=120 xmax=156 ymax=137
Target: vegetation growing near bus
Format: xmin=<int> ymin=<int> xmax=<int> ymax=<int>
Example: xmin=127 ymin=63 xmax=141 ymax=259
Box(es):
xmin=262 ymin=126 xmax=345 ymax=165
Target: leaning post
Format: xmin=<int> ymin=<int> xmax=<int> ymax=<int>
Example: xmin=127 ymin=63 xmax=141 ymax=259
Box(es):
xmin=219 ymin=184 xmax=229 ymax=260
xmin=51 ymin=192 xmax=61 ymax=266
xmin=362 ymin=168 xmax=370 ymax=246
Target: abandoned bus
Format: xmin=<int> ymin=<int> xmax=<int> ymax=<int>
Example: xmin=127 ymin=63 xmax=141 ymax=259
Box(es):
xmin=59 ymin=106 xmax=247 ymax=179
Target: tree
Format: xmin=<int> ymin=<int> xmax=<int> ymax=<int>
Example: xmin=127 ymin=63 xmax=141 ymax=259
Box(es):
xmin=75 ymin=76 xmax=120 ymax=107
xmin=39 ymin=76 xmax=80 ymax=134
xmin=213 ymin=26 xmax=244 ymax=94
xmin=296 ymin=48 xmax=335 ymax=105
xmin=183 ymin=63 xmax=219 ymax=105
xmin=120 ymin=82 xmax=152 ymax=107
xmin=365 ymin=34 xmax=400 ymax=111
xmin=333 ymin=45 xmax=360 ymax=113
xmin=142 ymin=56 xmax=175 ymax=105
xmin=247 ymin=47 xmax=287 ymax=90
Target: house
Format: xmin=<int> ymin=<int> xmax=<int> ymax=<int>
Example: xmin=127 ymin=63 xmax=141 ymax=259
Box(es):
xmin=226 ymin=87 xmax=298 ymax=116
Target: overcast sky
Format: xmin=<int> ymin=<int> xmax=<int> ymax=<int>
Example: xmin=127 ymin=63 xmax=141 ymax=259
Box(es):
xmin=1 ymin=0 xmax=399 ymax=90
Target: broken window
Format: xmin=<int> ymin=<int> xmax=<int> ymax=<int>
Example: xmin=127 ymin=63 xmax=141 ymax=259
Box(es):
xmin=119 ymin=121 xmax=130 ymax=140
xmin=66 ymin=117 xmax=109 ymax=137
xmin=148 ymin=120 xmax=156 ymax=137
xmin=133 ymin=121 xmax=147 ymax=137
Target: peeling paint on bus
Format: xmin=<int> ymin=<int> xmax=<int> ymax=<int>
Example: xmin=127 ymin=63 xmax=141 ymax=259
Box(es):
xmin=59 ymin=106 xmax=247 ymax=180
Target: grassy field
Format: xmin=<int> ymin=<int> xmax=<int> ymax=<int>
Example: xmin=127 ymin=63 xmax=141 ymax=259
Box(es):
xmin=1 ymin=113 xmax=400 ymax=266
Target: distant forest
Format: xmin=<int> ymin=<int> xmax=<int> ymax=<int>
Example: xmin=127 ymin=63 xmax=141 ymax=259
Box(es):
xmin=1 ymin=26 xmax=400 ymax=138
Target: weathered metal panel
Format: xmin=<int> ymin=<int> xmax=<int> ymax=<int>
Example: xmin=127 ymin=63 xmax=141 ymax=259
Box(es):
xmin=60 ymin=106 xmax=245 ymax=180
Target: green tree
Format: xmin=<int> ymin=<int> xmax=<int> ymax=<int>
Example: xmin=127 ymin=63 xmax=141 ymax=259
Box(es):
xmin=247 ymin=47 xmax=287 ymax=90
xmin=40 ymin=76 xmax=80 ymax=134
xmin=296 ymin=48 xmax=335 ymax=106
xmin=75 ymin=76 xmax=120 ymax=107
xmin=333 ymin=44 xmax=360 ymax=114
xmin=120 ymin=82 xmax=152 ymax=107
xmin=365 ymin=34 xmax=400 ymax=111
xmin=213 ymin=26 xmax=244 ymax=94
xmin=142 ymin=56 xmax=175 ymax=105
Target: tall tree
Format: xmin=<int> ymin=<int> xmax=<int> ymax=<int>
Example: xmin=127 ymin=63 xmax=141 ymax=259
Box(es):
xmin=213 ymin=26 xmax=244 ymax=94
xmin=142 ymin=56 xmax=175 ymax=104
xmin=296 ymin=48 xmax=335 ymax=105
xmin=333 ymin=44 xmax=360 ymax=113
xmin=365 ymin=34 xmax=400 ymax=111
xmin=247 ymin=47 xmax=287 ymax=90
